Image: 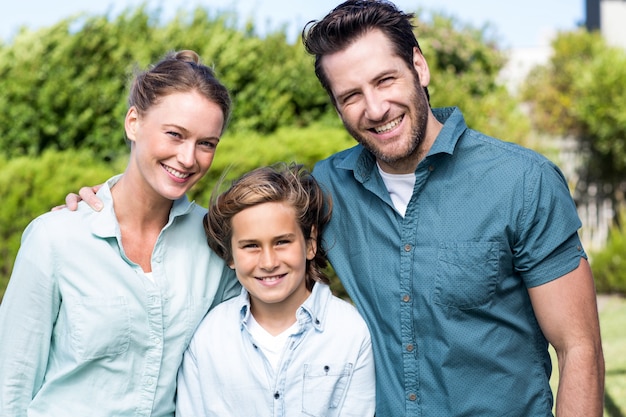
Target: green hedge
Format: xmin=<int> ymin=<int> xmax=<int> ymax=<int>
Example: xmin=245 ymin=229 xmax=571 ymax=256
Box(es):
xmin=0 ymin=123 xmax=353 ymax=301
xmin=591 ymin=210 xmax=626 ymax=295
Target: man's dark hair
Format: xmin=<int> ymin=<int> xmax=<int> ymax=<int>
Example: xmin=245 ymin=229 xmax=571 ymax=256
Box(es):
xmin=302 ymin=0 xmax=429 ymax=104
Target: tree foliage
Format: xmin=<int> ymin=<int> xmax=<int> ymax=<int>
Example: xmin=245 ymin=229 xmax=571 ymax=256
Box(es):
xmin=417 ymin=12 xmax=531 ymax=147
xmin=0 ymin=5 xmax=528 ymax=162
xmin=0 ymin=6 xmax=328 ymax=160
xmin=521 ymin=30 xmax=626 ymax=196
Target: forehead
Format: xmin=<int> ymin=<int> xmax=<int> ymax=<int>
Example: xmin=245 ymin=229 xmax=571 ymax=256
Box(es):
xmin=231 ymin=202 xmax=299 ymax=233
xmin=321 ymin=30 xmax=403 ymax=91
xmin=142 ymin=91 xmax=224 ymax=134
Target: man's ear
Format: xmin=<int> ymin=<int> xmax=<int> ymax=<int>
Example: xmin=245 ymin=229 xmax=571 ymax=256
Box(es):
xmin=413 ymin=47 xmax=431 ymax=88
xmin=125 ymin=106 xmax=139 ymax=143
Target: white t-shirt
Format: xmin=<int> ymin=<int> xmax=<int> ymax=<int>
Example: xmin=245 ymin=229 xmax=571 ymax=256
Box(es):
xmin=377 ymin=163 xmax=416 ymax=217
xmin=248 ymin=315 xmax=299 ymax=371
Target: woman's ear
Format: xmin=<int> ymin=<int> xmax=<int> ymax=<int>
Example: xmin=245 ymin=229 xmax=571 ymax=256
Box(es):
xmin=125 ymin=106 xmax=139 ymax=143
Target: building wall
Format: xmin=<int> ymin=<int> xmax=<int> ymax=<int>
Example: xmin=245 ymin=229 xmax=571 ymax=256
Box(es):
xmin=600 ymin=0 xmax=626 ymax=49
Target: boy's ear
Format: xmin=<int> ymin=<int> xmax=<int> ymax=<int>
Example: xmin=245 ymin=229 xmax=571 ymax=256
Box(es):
xmin=306 ymin=226 xmax=318 ymax=261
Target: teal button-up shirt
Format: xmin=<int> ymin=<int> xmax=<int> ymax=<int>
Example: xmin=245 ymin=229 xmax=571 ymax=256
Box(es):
xmin=313 ymin=107 xmax=586 ymax=416
xmin=0 ymin=175 xmax=239 ymax=417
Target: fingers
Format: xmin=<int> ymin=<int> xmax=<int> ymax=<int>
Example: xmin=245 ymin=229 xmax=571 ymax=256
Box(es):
xmin=64 ymin=193 xmax=81 ymax=211
xmin=78 ymin=186 xmax=104 ymax=211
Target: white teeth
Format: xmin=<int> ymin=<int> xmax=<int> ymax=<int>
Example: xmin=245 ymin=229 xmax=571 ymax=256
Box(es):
xmin=374 ymin=116 xmax=402 ymax=134
xmin=163 ymin=165 xmax=191 ymax=179
xmin=257 ymin=276 xmax=281 ymax=282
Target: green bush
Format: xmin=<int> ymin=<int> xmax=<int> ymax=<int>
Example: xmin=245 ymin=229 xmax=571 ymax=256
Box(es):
xmin=0 ymin=5 xmax=531 ymax=163
xmin=0 ymin=149 xmax=121 ymax=301
xmin=0 ymin=124 xmax=353 ymax=302
xmin=591 ymin=210 xmax=626 ymax=295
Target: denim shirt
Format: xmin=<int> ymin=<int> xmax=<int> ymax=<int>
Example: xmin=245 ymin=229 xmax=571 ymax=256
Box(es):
xmin=0 ymin=175 xmax=240 ymax=417
xmin=312 ymin=107 xmax=586 ymax=416
xmin=176 ymin=283 xmax=375 ymax=417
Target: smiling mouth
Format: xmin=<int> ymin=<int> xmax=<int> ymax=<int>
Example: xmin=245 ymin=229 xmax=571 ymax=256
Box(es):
xmin=256 ymin=274 xmax=286 ymax=282
xmin=373 ymin=116 xmax=403 ymax=134
xmin=162 ymin=164 xmax=191 ymax=179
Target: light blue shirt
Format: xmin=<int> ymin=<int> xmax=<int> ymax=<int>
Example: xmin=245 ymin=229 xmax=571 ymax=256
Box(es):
xmin=312 ymin=107 xmax=586 ymax=416
xmin=0 ymin=175 xmax=240 ymax=417
xmin=176 ymin=282 xmax=376 ymax=417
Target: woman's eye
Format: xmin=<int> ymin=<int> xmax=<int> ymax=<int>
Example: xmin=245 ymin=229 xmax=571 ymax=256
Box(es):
xmin=199 ymin=140 xmax=217 ymax=150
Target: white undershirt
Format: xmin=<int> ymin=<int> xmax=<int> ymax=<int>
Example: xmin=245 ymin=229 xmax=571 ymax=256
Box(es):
xmin=248 ymin=314 xmax=299 ymax=371
xmin=144 ymin=271 xmax=155 ymax=283
xmin=377 ymin=163 xmax=416 ymax=217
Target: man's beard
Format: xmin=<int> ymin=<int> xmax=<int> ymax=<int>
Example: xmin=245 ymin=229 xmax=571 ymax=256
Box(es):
xmin=343 ymin=75 xmax=429 ymax=167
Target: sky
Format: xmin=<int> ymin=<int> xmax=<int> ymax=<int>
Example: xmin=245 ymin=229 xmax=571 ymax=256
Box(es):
xmin=1 ymin=0 xmax=585 ymax=50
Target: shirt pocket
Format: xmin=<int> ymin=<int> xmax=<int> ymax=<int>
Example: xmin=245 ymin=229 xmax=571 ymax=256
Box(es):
xmin=301 ymin=362 xmax=353 ymax=417
xmin=434 ymin=241 xmax=500 ymax=309
xmin=68 ymin=296 xmax=131 ymax=360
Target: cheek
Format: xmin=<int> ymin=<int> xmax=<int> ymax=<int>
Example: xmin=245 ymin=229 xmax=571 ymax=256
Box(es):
xmin=197 ymin=152 xmax=216 ymax=171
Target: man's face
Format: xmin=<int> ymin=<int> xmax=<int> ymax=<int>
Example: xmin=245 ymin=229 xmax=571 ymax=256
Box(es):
xmin=321 ymin=29 xmax=431 ymax=174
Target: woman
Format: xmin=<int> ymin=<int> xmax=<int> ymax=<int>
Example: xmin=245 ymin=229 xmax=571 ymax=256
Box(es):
xmin=0 ymin=50 xmax=239 ymax=417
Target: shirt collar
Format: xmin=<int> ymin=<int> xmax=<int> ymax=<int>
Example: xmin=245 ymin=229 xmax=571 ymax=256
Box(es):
xmin=337 ymin=106 xmax=468 ymax=179
xmin=89 ymin=174 xmax=196 ymax=239
xmin=238 ymin=283 xmax=331 ymax=333
xmin=428 ymin=106 xmax=468 ymax=157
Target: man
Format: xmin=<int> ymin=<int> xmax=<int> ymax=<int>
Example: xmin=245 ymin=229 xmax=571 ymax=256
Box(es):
xmin=66 ymin=1 xmax=604 ymax=415
xmin=301 ymin=1 xmax=604 ymax=416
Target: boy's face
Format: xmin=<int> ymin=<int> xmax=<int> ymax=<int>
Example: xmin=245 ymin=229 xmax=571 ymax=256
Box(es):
xmin=229 ymin=201 xmax=316 ymax=317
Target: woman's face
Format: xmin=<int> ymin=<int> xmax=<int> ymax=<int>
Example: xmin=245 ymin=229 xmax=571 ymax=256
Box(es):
xmin=125 ymin=90 xmax=224 ymax=201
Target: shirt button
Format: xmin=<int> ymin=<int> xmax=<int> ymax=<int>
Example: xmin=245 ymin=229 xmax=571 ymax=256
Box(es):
xmin=402 ymin=294 xmax=410 ymax=302
xmin=404 ymin=244 xmax=412 ymax=252
xmin=406 ymin=344 xmax=414 ymax=352
xmin=428 ymin=165 xmax=435 ymax=172
xmin=408 ymin=393 xmax=417 ymax=401
xmin=274 ymin=392 xmax=280 ymax=399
